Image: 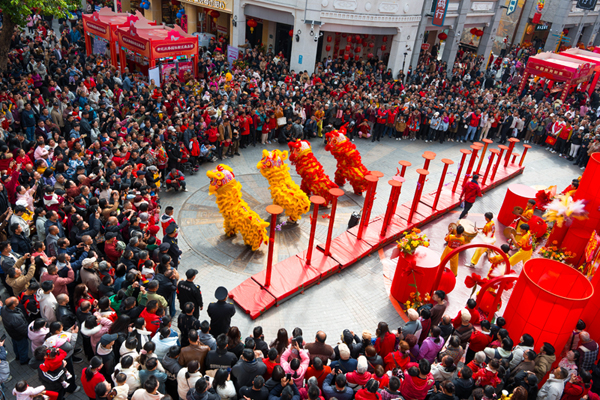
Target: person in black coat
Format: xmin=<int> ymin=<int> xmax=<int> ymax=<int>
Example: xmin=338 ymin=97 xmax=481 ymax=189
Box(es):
xmin=499 ymin=113 xmax=513 ymax=145
xmin=177 ymin=269 xmax=203 ymax=318
xmin=207 ymin=287 xmax=236 ymax=338
xmin=163 ymin=223 xmax=182 ymax=268
xmin=1 ymin=296 xmax=30 ymax=364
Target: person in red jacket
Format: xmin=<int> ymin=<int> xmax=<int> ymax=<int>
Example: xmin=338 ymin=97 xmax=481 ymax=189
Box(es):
xmin=372 ymin=107 xmax=388 ymax=143
xmin=465 ymin=320 xmax=493 ymax=363
xmin=140 ymin=300 xmax=161 ymax=335
xmin=81 ymin=356 xmax=106 ymax=399
xmin=375 ymin=322 xmax=396 ymax=358
xmin=473 ymin=359 xmax=501 ymax=387
xmin=562 ymin=372 xmax=592 ymax=400
xmin=165 ymin=169 xmax=187 ymax=192
xmin=452 ymin=298 xmax=480 ymax=328
xmin=355 ymin=379 xmax=381 ymax=400
xmin=384 ymin=340 xmax=410 ymax=372
xmin=459 ymin=174 xmax=483 ymax=219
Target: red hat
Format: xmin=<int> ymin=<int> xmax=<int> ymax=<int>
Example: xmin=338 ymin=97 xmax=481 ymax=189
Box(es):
xmin=148 ymin=225 xmax=160 ymax=235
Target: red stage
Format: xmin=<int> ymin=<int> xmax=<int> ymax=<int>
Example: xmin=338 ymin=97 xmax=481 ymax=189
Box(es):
xmin=229 ymin=150 xmax=527 ymax=319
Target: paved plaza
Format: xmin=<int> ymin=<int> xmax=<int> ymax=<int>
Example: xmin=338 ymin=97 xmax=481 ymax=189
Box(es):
xmin=1 ymin=137 xmax=581 ymax=399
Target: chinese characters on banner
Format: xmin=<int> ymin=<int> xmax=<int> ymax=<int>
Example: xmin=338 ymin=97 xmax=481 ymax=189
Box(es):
xmin=432 ymin=0 xmax=449 ymax=26
xmin=227 ymin=45 xmax=239 ymax=67
xmin=161 ymin=63 xmax=176 ymax=81
xmin=178 ymin=61 xmax=193 ymax=82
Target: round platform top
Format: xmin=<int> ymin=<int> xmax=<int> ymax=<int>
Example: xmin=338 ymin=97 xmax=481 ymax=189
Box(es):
xmin=329 ymin=188 xmax=345 ymax=197
xmin=460 ymin=149 xmax=472 ymax=155
xmin=489 ymin=148 xmax=501 ymax=154
xmin=389 ymin=179 xmax=404 ymax=187
xmin=498 ymin=145 xmax=509 ymax=150
xmin=371 ymin=171 xmax=384 ymax=178
xmin=512 ymin=152 xmax=520 ymax=156
xmin=365 ymin=175 xmax=379 ymax=183
xmin=266 ymin=205 xmax=284 ymax=215
xmin=423 ymin=151 xmax=436 ymax=160
xmin=399 ymin=160 xmax=412 ymax=167
xmin=310 ymin=196 xmax=326 ymax=205
xmin=474 ymin=142 xmax=484 ymax=147
xmin=441 ymin=158 xmax=454 ymax=165
xmin=470 ymin=145 xmax=481 ymax=151
xmin=523 ymin=144 xmax=532 ymax=149
xmin=410 ymin=246 xmax=442 ymax=268
xmin=509 ymin=138 xmax=520 ymax=143
xmin=483 ymin=139 xmax=494 ymax=144
xmin=416 ymin=168 xmax=430 ymax=175
xmin=508 ymin=183 xmax=537 ymax=198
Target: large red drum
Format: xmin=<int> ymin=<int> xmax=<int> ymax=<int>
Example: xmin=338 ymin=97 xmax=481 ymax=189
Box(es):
xmin=497 ymin=184 xmax=537 ymax=226
xmin=391 ymin=246 xmax=441 ymax=304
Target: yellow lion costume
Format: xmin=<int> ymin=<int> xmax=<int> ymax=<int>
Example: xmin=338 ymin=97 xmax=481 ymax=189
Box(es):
xmin=288 ymin=140 xmax=338 ymax=206
xmin=207 ymin=164 xmax=269 ymax=251
xmin=257 ymin=149 xmax=310 ymax=222
xmin=325 ymin=125 xmax=370 ymax=195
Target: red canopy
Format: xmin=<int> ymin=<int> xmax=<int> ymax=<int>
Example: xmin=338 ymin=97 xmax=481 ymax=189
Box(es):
xmin=560 ymin=48 xmax=600 ymax=94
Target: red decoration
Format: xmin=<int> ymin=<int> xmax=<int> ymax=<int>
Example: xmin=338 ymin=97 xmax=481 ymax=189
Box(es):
xmin=438 ymin=267 xmax=456 ymax=294
xmin=532 ymin=12 xmax=541 ymax=24
xmin=341 ymin=33 xmax=347 ymax=38
xmin=355 ymin=55 xmax=359 ymax=60
xmin=326 ymin=45 xmax=331 ymax=51
xmin=289 ymin=30 xmax=293 ymax=37
xmin=327 ymin=35 xmax=332 ymax=42
xmin=208 ymin=10 xmax=220 ymax=22
xmin=382 ymin=36 xmax=388 ymax=42
xmin=381 ymin=45 xmax=386 ymax=51
xmin=355 ymin=46 xmax=361 ymax=53
xmin=355 ymin=35 xmax=362 ymax=44
xmin=369 ymin=42 xmax=374 ymax=48
xmin=344 ymin=53 xmax=349 ymax=60
xmin=438 ymin=32 xmax=448 ymax=40
xmin=367 ymin=53 xmax=373 ymax=58
xmin=247 ymin=19 xmax=258 ymax=34
xmin=345 ymin=44 xmax=351 ymax=51
xmin=347 ymin=36 xmax=353 ymax=43
xmin=470 ymin=27 xmax=478 ymax=35
xmin=476 ymin=29 xmax=484 ymax=37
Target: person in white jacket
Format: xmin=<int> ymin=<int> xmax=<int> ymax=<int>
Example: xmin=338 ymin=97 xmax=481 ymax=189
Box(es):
xmin=151 ymin=327 xmax=179 ymax=360
xmin=537 ymin=367 xmax=567 ymax=400
xmin=212 ymin=368 xmax=237 ymax=400
xmin=132 ymin=375 xmax=165 ymax=400
xmin=13 ymin=381 xmax=46 ymax=400
xmin=36 ymin=282 xmax=58 ymax=322
xmin=113 ymin=354 xmax=142 ymax=396
xmin=177 ymin=359 xmax=203 ymax=400
xmin=510 ymin=334 xmax=535 ymax=369
xmin=28 ymin=319 xmax=49 ymax=354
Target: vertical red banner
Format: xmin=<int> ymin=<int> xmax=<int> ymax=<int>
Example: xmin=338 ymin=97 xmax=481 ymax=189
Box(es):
xmin=181 ymin=14 xmax=188 ymax=33
xmin=432 ymin=0 xmax=449 ymax=27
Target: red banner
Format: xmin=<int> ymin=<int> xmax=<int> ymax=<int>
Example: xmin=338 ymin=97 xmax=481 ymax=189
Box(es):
xmin=432 ymin=0 xmax=449 ymax=26
xmin=585 ymin=231 xmax=600 ymax=263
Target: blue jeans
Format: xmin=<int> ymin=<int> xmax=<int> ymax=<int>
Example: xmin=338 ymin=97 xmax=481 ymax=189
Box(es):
xmin=466 ymin=125 xmax=477 ymax=141
xmin=384 ymin=125 xmax=394 ymax=138
xmin=11 ymin=337 xmax=29 ymax=364
xmin=169 ymin=291 xmax=176 ymax=317
xmin=25 ymin=126 xmax=35 ymax=141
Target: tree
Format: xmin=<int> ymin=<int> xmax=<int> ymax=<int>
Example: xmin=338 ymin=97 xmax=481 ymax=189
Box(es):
xmin=0 ymin=0 xmax=79 ymax=71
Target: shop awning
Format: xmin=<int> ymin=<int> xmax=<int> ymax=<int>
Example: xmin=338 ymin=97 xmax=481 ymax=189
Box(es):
xmin=524 ymin=52 xmax=594 ymax=85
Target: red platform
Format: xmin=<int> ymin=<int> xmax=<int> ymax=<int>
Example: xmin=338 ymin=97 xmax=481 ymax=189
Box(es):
xmin=230 ymin=155 xmax=526 ymax=318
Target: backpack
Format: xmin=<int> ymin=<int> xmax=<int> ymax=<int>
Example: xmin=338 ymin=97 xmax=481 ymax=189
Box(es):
xmin=19 ymin=291 xmax=40 ymax=320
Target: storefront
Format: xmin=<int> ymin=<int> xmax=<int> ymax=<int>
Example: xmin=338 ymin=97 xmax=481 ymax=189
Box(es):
xmin=116 ymin=21 xmax=199 ymax=80
xmin=172 ymin=0 xmax=233 ymax=43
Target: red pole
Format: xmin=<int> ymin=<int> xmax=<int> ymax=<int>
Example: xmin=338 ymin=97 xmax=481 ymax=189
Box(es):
xmin=505 ymin=138 xmax=520 ymax=167
xmin=492 ymin=145 xmax=508 ymax=181
xmin=381 ymin=178 xmax=404 ymax=237
xmin=264 ymin=205 xmax=284 ymax=287
xmin=399 ymin=160 xmax=411 ymax=177
xmin=483 ymin=149 xmax=499 ymax=185
xmin=465 ymin=145 xmax=481 ymax=177
xmin=408 ymin=169 xmax=430 ymax=223
xmin=306 ymin=196 xmax=326 ymax=266
xmin=432 ymin=158 xmax=454 ymax=211
xmin=357 ymin=175 xmax=379 ymax=240
xmin=422 ymin=151 xmax=436 ymax=170
xmin=324 ymin=188 xmax=344 ymax=256
xmin=452 ymin=149 xmax=472 ymax=193
xmin=520 ymin=144 xmax=531 ymax=167
xmin=476 ymin=139 xmax=494 ymax=174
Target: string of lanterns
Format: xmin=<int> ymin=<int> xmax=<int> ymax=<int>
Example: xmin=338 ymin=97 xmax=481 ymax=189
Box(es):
xmin=324 ymin=33 xmax=389 ymax=59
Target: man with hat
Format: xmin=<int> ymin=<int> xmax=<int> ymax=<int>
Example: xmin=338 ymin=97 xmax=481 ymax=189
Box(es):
xmin=98 ymin=333 xmax=118 ymax=381
xmin=163 ymin=222 xmax=182 ymax=268
xmin=151 ymin=242 xmax=170 ymax=264
xmin=177 ymin=269 xmax=203 ymax=318
xmin=207 ymin=286 xmax=236 ymax=337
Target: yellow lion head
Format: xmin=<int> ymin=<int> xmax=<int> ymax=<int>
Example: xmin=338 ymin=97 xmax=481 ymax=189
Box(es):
xmin=256 ymin=149 xmax=288 ymax=170
xmin=206 ymin=164 xmax=236 ymax=195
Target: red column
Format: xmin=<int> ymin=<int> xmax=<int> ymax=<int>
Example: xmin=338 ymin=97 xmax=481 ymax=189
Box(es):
xmin=399 ymin=160 xmax=411 ymax=177
xmin=433 ymin=159 xmax=454 ymax=211
xmin=511 ymin=153 xmax=519 ymax=164
xmin=381 ymin=179 xmax=404 ymax=237
xmin=357 ymin=175 xmax=379 ymax=240
xmin=264 ymin=205 xmax=284 ymax=286
xmin=517 ymin=72 xmax=529 ymax=96
xmin=465 ymin=145 xmax=481 ymax=178
xmin=408 ymin=169 xmax=430 ymax=223
xmin=85 ymin=34 xmax=92 ymax=56
xmin=422 ymin=151 xmax=436 ymax=170
xmin=520 ymin=144 xmax=532 ymax=167
xmin=483 ymin=149 xmax=500 ymax=185
xmin=492 ymin=145 xmax=508 ymax=181
xmin=306 ymin=196 xmax=326 ymax=266
xmin=323 ymin=188 xmax=345 ymax=257
xmin=452 ymin=149 xmax=472 ymax=193
xmin=476 ymin=139 xmax=493 ymax=174
xmin=505 ymin=138 xmax=520 ymax=167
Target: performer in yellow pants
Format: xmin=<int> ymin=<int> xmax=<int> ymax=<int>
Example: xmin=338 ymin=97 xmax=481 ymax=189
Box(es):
xmin=442 ymin=225 xmax=466 ymax=276
xmin=467 ymin=212 xmax=496 ymax=267
xmin=487 ymin=244 xmax=511 ymax=278
xmin=509 ymin=224 xmax=533 ymax=266
xmin=515 ymin=199 xmax=535 ymax=240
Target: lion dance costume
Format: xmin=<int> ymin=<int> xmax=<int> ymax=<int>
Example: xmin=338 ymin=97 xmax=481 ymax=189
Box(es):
xmin=288 ymin=140 xmax=338 ymax=206
xmin=257 ymin=149 xmax=310 ymax=222
xmin=325 ymin=125 xmax=370 ymax=195
xmin=207 ymin=164 xmax=269 ymax=251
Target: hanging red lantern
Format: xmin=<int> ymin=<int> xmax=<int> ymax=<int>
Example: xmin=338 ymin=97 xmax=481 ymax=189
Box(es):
xmin=364 ymin=34 xmax=369 ymax=39
xmin=247 ymin=19 xmax=258 ymax=34
xmin=342 ymin=33 xmax=347 ymax=38
xmin=345 ymin=44 xmax=351 ymax=51
xmin=355 ymin=55 xmax=360 ymax=60
xmin=208 ymin=10 xmax=220 ymax=22
xmin=369 ymin=42 xmax=374 ymax=48
xmin=381 ymin=44 xmax=386 ymax=51
xmin=347 ymin=36 xmax=353 ymax=43
xmin=367 ymin=53 xmax=373 ymax=58
xmin=289 ymin=29 xmax=293 ymax=37
xmin=470 ymin=27 xmax=478 ymax=35
xmin=355 ymin=46 xmax=361 ymax=53
xmin=327 ymin=35 xmax=332 ymax=42
xmin=476 ymin=29 xmax=484 ymax=37
xmin=438 ymin=32 xmax=448 ymax=40
xmin=355 ymin=35 xmax=361 ymax=43
xmin=382 ymin=36 xmax=388 ymax=42
xmin=326 ymin=45 xmax=331 ymax=51
xmin=344 ymin=53 xmax=349 ymax=60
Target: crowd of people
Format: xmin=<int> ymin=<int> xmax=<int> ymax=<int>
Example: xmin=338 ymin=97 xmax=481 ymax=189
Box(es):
xmin=0 ymin=5 xmax=599 ymax=400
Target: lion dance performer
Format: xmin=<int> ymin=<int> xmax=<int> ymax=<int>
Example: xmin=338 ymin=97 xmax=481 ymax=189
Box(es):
xmin=288 ymin=140 xmax=338 ymax=206
xmin=257 ymin=149 xmax=310 ymax=222
xmin=325 ymin=125 xmax=370 ymax=195
xmin=207 ymin=164 xmax=269 ymax=251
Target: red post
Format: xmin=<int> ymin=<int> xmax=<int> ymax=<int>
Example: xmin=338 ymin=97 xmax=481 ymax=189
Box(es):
xmin=408 ymin=169 xmax=430 ymax=223
xmin=505 ymin=138 xmax=520 ymax=167
xmin=371 ymin=171 xmax=384 ymax=178
xmin=357 ymin=175 xmax=379 ymax=240
xmin=265 ymin=205 xmax=284 ymax=287
xmin=399 ymin=160 xmax=411 ymax=177
xmin=465 ymin=145 xmax=481 ymax=178
xmin=476 ymin=139 xmax=493 ymax=174
xmin=381 ymin=178 xmax=404 ymax=237
xmin=452 ymin=149 xmax=472 ymax=193
xmin=511 ymin=153 xmax=519 ymax=164
xmin=422 ymin=151 xmax=436 ymax=170
xmin=520 ymin=144 xmax=532 ymax=167
xmin=324 ymin=188 xmax=344 ymax=257
xmin=492 ymin=145 xmax=508 ymax=182
xmin=432 ymin=158 xmax=454 ymax=211
xmin=306 ymin=196 xmax=326 ymax=266
xmin=483 ymin=149 xmax=500 ymax=185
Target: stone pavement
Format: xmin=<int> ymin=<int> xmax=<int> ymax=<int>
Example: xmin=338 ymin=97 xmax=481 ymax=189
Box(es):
xmin=0 ymin=136 xmax=581 ymax=400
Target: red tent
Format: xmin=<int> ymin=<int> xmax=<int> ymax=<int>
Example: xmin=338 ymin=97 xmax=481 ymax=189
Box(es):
xmin=116 ymin=21 xmax=199 ymax=79
xmin=560 ymin=48 xmax=600 ymax=95
xmin=82 ymin=8 xmax=155 ymax=69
